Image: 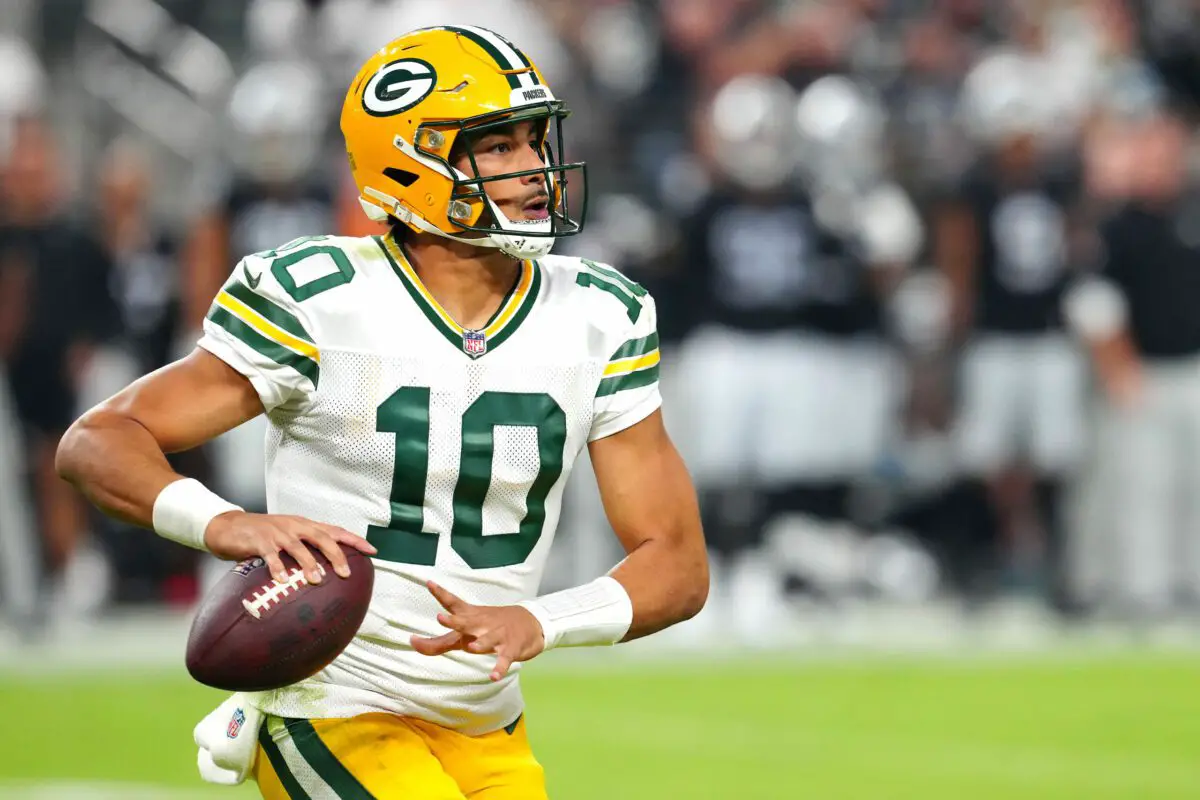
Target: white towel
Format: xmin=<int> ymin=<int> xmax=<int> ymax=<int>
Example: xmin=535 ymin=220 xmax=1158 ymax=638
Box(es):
xmin=193 ymin=693 xmax=265 ymax=786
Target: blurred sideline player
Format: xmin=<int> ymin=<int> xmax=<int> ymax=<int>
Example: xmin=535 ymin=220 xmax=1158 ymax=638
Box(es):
xmin=58 ymin=26 xmax=708 ymax=799
xmin=1068 ymin=112 xmax=1200 ymax=616
xmin=676 ymin=75 xmax=919 ymax=639
xmin=936 ymin=61 xmax=1087 ymax=607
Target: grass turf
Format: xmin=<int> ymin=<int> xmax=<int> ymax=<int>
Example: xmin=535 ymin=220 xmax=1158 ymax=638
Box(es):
xmin=1 ymin=653 xmax=1197 ymax=799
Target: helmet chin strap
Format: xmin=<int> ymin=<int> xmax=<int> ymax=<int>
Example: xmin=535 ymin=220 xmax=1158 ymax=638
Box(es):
xmin=480 ymin=194 xmax=556 ymax=259
xmin=362 ymin=187 xmax=555 ymax=260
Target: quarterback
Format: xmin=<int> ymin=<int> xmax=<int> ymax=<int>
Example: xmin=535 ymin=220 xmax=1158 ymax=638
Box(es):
xmin=57 ymin=25 xmax=708 ymax=799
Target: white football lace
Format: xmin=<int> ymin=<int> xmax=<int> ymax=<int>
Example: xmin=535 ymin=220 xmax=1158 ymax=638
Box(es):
xmin=241 ymin=565 xmax=325 ymax=619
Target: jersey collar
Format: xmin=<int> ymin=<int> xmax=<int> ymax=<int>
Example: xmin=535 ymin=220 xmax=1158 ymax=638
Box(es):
xmin=375 ymin=231 xmax=541 ymax=359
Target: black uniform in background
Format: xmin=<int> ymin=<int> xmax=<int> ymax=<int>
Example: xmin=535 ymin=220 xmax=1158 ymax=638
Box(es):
xmin=951 ymin=159 xmax=1084 ymax=605
xmin=961 ymin=162 xmax=1077 ymax=336
xmin=224 ymin=178 xmax=334 ymax=262
xmin=0 ymin=220 xmax=119 ymax=438
xmin=678 ymin=190 xmax=879 ymax=338
xmin=1100 ymin=196 xmax=1200 ymax=358
xmin=675 ymin=188 xmax=884 ymax=555
xmin=1091 ymin=191 xmax=1200 ymax=613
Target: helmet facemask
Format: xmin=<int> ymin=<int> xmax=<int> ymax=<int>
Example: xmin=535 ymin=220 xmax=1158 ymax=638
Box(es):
xmin=415 ymin=102 xmax=587 ymax=259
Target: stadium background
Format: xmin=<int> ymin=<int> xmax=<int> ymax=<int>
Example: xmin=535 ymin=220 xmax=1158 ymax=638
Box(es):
xmin=1 ymin=0 xmax=1199 ymax=797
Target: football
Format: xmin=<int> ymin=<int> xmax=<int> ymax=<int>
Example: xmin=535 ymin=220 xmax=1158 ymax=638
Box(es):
xmin=185 ymin=545 xmax=374 ymax=691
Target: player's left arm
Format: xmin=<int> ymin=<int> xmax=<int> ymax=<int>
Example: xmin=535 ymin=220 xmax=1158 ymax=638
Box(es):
xmin=587 ymin=408 xmax=708 ymax=640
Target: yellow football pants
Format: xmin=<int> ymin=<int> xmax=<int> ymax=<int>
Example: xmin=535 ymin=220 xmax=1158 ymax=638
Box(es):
xmin=253 ymin=712 xmax=548 ymax=799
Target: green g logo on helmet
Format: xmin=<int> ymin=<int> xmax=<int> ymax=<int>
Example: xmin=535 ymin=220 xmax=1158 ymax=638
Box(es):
xmin=363 ymin=59 xmax=438 ymax=117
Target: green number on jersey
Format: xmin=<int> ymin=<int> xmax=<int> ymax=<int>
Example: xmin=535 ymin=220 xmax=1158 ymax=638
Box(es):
xmin=575 ymin=259 xmax=647 ymax=322
xmin=366 ymin=386 xmax=437 ymax=565
xmin=267 ymin=242 xmax=356 ymax=302
xmin=367 ymin=388 xmax=567 ymax=569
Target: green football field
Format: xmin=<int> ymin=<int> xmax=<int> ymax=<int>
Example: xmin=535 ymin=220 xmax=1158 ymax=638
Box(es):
xmin=1 ymin=651 xmax=1197 ymax=799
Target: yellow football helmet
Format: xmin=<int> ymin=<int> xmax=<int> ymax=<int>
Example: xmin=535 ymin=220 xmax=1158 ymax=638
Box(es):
xmin=341 ymin=25 xmax=586 ymax=259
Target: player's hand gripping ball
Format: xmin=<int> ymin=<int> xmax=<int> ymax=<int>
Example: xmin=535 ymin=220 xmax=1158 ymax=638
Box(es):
xmin=186 ymin=544 xmax=374 ymax=691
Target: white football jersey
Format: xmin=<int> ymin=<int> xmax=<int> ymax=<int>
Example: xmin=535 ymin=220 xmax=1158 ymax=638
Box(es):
xmin=197 ymin=232 xmax=661 ymax=735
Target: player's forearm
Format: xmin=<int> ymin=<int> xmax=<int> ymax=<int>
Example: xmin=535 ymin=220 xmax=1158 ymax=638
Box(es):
xmin=1088 ymin=328 xmax=1143 ymax=407
xmin=610 ymin=533 xmax=709 ymax=642
xmin=55 ymin=408 xmax=182 ymax=528
xmin=934 ymin=206 xmax=976 ymax=334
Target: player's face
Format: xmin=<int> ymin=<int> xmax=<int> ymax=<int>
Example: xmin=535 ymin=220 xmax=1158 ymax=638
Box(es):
xmin=455 ymin=120 xmax=550 ymax=223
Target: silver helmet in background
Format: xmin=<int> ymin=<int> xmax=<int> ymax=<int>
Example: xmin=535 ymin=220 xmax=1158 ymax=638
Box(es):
xmin=226 ymin=60 xmax=326 ymax=185
xmin=704 ymin=73 xmax=800 ymax=193
xmin=795 ymin=75 xmax=922 ymax=263
xmin=794 ymin=75 xmax=887 ymax=200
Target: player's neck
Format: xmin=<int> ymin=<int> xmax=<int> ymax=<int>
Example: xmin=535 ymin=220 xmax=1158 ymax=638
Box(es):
xmin=400 ymin=230 xmax=523 ymax=331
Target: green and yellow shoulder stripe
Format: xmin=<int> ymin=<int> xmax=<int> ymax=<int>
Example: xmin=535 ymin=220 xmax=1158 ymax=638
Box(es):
xmin=205 ymin=265 xmax=321 ymax=388
xmin=598 ymin=330 xmax=659 ymax=397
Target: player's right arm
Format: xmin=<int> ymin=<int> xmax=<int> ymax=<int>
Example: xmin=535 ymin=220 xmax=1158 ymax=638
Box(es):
xmin=1064 ymin=218 xmax=1142 ymax=410
xmin=56 ymin=349 xmax=374 ymax=583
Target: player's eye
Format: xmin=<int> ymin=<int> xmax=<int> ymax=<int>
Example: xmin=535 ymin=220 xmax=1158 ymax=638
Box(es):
xmin=490 ymin=141 xmax=511 ymax=154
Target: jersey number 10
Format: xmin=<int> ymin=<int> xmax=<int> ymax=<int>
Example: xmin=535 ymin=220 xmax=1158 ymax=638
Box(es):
xmin=367 ymin=387 xmax=567 ymax=569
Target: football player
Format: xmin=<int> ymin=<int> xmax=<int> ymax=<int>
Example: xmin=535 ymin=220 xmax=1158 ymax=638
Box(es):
xmin=938 ymin=53 xmax=1087 ymax=606
xmin=56 ymin=26 xmax=708 ymax=799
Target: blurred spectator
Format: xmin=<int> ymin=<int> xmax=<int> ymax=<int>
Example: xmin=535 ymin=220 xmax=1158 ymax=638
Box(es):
xmin=0 ymin=117 xmax=120 ymax=618
xmin=1070 ymin=109 xmax=1200 ymax=617
xmin=95 ymin=139 xmax=180 ymax=376
xmin=936 ymin=55 xmax=1088 ymax=607
xmin=0 ymin=245 xmax=38 ymax=631
xmin=88 ymin=138 xmax=202 ymax=604
xmin=0 ymin=32 xmax=44 ymax=629
xmin=887 ymin=16 xmax=973 ymax=202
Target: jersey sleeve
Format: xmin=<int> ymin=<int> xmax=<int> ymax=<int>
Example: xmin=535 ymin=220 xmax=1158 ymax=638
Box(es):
xmin=197 ymin=253 xmax=321 ymax=413
xmin=589 ymin=289 xmax=663 ymax=442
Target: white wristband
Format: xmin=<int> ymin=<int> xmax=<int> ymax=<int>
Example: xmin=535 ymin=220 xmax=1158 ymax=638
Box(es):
xmin=152 ymin=478 xmax=242 ymax=552
xmin=518 ymin=576 xmax=633 ymax=650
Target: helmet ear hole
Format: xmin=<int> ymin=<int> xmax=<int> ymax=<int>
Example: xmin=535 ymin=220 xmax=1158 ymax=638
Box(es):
xmin=383 ymin=167 xmax=419 ymax=187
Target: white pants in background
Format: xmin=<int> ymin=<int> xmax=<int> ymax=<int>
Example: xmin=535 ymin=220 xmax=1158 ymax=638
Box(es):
xmin=955 ymin=334 xmax=1087 ymax=476
xmin=675 ymin=326 xmax=901 ymax=488
xmin=0 ymin=365 xmax=39 ymax=622
xmin=1089 ymin=355 xmax=1200 ymax=611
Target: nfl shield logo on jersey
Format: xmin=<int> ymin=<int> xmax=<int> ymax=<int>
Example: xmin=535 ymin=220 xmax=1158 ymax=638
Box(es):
xmin=227 ymin=707 xmax=246 ymax=739
xmin=463 ymin=330 xmax=487 ymax=357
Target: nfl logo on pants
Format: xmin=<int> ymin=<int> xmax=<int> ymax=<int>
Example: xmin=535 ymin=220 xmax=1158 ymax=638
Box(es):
xmin=463 ymin=330 xmax=487 ymax=356
xmin=227 ymin=707 xmax=246 ymax=739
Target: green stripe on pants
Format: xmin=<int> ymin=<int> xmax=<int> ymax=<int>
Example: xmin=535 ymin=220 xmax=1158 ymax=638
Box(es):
xmin=259 ymin=723 xmax=313 ymax=800
xmin=284 ymin=718 xmax=376 ymax=799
